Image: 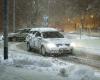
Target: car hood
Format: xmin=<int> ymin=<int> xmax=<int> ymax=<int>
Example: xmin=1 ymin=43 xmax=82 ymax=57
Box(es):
xmin=44 ymin=38 xmax=71 ymax=44
xmin=16 ymin=33 xmax=28 ymax=37
xmin=8 ymin=33 xmax=18 ymax=37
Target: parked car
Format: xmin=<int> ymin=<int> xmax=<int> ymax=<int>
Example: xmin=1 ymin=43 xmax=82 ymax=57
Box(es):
xmin=8 ymin=28 xmax=31 ymax=41
xmin=26 ymin=27 xmax=73 ymax=56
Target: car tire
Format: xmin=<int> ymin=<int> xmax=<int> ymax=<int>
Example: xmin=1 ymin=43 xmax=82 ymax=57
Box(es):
xmin=41 ymin=46 xmax=47 ymax=56
xmin=27 ymin=42 xmax=32 ymax=51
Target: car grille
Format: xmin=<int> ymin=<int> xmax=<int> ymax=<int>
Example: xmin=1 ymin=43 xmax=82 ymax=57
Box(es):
xmin=56 ymin=44 xmax=70 ymax=47
xmin=59 ymin=49 xmax=69 ymax=53
xmin=56 ymin=44 xmax=62 ymax=47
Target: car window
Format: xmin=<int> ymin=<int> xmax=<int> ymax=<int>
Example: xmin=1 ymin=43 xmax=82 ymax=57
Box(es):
xmin=35 ymin=32 xmax=41 ymax=37
xmin=24 ymin=29 xmax=30 ymax=33
xmin=29 ymin=31 xmax=37 ymax=34
xmin=20 ymin=29 xmax=29 ymax=33
xmin=33 ymin=31 xmax=37 ymax=34
xmin=42 ymin=31 xmax=64 ymax=38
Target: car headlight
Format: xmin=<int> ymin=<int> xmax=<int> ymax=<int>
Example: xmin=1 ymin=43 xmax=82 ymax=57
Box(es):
xmin=70 ymin=42 xmax=76 ymax=47
xmin=46 ymin=43 xmax=57 ymax=49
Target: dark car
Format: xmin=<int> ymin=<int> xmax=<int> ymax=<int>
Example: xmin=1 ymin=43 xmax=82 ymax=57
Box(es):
xmin=8 ymin=28 xmax=31 ymax=42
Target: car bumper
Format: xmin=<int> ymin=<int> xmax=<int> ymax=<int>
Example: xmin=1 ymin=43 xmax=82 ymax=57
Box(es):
xmin=46 ymin=47 xmax=73 ymax=54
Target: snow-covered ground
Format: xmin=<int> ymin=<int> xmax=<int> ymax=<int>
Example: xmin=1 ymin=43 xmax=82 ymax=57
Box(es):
xmin=70 ymin=39 xmax=100 ymax=56
xmin=63 ymin=33 xmax=100 ymax=56
xmin=63 ymin=32 xmax=100 ymax=40
xmin=0 ymin=47 xmax=100 ymax=80
xmin=0 ymin=34 xmax=100 ymax=80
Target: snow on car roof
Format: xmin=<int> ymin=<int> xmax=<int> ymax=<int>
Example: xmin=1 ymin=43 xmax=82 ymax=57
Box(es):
xmin=31 ymin=27 xmax=58 ymax=32
xmin=18 ymin=28 xmax=31 ymax=31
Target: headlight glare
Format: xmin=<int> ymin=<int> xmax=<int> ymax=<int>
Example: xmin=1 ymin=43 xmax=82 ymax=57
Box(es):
xmin=70 ymin=42 xmax=76 ymax=47
xmin=47 ymin=43 xmax=56 ymax=49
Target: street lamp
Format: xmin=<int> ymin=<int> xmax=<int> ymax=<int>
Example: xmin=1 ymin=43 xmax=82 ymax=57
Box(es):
xmin=43 ymin=16 xmax=49 ymax=27
xmin=90 ymin=15 xmax=94 ymax=18
xmin=80 ymin=16 xmax=84 ymax=39
xmin=90 ymin=15 xmax=94 ymax=26
xmin=90 ymin=15 xmax=95 ymax=31
xmin=13 ymin=0 xmax=16 ymax=32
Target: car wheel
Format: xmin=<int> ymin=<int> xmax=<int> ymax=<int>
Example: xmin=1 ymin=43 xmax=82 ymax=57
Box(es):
xmin=27 ymin=43 xmax=32 ymax=51
xmin=41 ymin=46 xmax=47 ymax=56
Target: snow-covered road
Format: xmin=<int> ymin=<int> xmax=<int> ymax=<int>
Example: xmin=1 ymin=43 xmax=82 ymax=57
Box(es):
xmin=0 ymin=34 xmax=100 ymax=80
xmin=0 ymin=42 xmax=100 ymax=80
xmin=14 ymin=42 xmax=100 ymax=68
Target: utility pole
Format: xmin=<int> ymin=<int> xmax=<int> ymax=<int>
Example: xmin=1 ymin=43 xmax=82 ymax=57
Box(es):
xmin=80 ymin=16 xmax=84 ymax=39
xmin=3 ymin=0 xmax=9 ymax=59
xmin=13 ymin=0 xmax=16 ymax=32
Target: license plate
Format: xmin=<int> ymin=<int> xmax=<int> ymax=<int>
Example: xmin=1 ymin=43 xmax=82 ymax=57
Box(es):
xmin=59 ymin=49 xmax=68 ymax=53
xmin=59 ymin=49 xmax=63 ymax=53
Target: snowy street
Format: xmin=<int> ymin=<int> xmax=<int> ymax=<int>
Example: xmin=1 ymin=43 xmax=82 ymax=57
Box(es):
xmin=1 ymin=0 xmax=100 ymax=79
xmin=0 ymin=33 xmax=100 ymax=80
xmin=16 ymin=41 xmax=100 ymax=69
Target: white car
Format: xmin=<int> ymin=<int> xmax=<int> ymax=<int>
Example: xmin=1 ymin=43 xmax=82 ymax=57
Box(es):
xmin=26 ymin=27 xmax=73 ymax=56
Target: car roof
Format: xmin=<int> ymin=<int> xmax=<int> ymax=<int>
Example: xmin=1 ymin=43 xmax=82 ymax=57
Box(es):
xmin=30 ymin=27 xmax=58 ymax=32
xmin=18 ymin=28 xmax=31 ymax=31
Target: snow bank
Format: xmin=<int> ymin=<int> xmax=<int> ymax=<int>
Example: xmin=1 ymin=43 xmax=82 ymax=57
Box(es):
xmin=57 ymin=64 xmax=99 ymax=80
xmin=68 ymin=66 xmax=95 ymax=80
xmin=0 ymin=52 xmax=100 ymax=80
xmin=0 ymin=41 xmax=100 ymax=80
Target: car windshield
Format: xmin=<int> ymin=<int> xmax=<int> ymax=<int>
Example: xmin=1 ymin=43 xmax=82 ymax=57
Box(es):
xmin=16 ymin=29 xmax=30 ymax=33
xmin=43 ymin=31 xmax=64 ymax=38
xmin=20 ymin=29 xmax=30 ymax=33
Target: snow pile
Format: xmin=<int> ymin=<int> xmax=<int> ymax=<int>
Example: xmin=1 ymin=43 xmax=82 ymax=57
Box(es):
xmin=13 ymin=57 xmax=52 ymax=68
xmin=67 ymin=66 xmax=95 ymax=80
xmin=0 ymin=55 xmax=13 ymax=66
xmin=0 ymin=41 xmax=100 ymax=80
xmin=58 ymin=65 xmax=98 ymax=80
xmin=0 ymin=52 xmax=100 ymax=80
xmin=0 ymin=53 xmax=53 ymax=68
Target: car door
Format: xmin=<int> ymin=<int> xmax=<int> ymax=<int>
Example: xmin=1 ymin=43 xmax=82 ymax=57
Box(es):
xmin=29 ymin=31 xmax=37 ymax=48
xmin=34 ymin=31 xmax=42 ymax=49
xmin=26 ymin=31 xmax=36 ymax=41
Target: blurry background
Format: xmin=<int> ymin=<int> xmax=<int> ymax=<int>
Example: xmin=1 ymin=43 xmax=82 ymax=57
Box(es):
xmin=0 ymin=0 xmax=100 ymax=32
